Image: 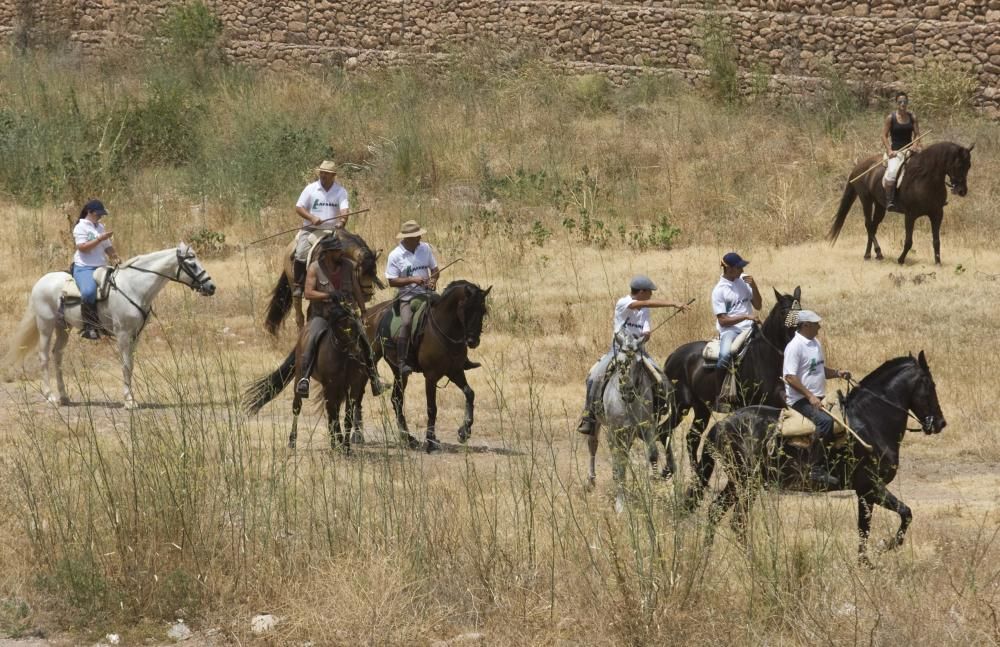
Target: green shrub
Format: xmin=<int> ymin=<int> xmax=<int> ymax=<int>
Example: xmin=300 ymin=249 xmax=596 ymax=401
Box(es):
xmin=902 ymin=60 xmax=979 ymax=118
xmin=700 ymin=14 xmax=740 ymax=104
xmin=572 ymin=74 xmax=614 ymax=114
xmin=159 ymin=1 xmax=224 ymax=61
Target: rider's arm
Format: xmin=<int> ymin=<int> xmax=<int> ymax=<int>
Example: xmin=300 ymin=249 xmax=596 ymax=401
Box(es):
xmin=105 ymin=244 xmax=121 ymax=264
xmin=784 ymin=374 xmax=823 ymax=408
xmin=76 ymin=231 xmax=112 ymax=253
xmin=428 ymin=265 xmax=440 ymax=290
xmin=882 ymin=114 xmax=894 ymax=155
xmin=717 ymin=313 xmax=757 ymax=327
xmin=824 ymin=366 xmax=850 ymax=380
xmin=744 ymin=275 xmax=762 ymax=310
xmin=303 ymin=263 xmax=327 ymax=301
xmin=626 ymin=299 xmax=689 ymax=311
xmin=295 ymin=205 xmax=320 ymax=226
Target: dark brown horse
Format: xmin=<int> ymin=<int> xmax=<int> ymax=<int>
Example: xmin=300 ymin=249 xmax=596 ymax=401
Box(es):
xmin=661 ymin=287 xmax=800 ymax=478
xmin=828 ymin=141 xmax=973 ymax=264
xmin=364 ymin=280 xmax=491 ymax=451
xmin=263 ymin=229 xmax=384 ymax=335
xmin=689 ymin=352 xmax=945 ymax=562
xmin=244 ymin=301 xmax=369 ymax=452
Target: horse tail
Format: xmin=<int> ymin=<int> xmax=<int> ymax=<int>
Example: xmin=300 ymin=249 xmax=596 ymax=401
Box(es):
xmin=263 ymin=271 xmax=292 ymax=337
xmin=243 ymin=350 xmax=296 ymax=415
xmin=2 ymin=296 xmax=39 ymax=374
xmin=827 ymin=178 xmax=858 ymax=244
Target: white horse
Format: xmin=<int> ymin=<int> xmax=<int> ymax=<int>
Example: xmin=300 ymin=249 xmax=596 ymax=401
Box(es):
xmin=587 ymin=334 xmax=664 ymax=512
xmin=3 ymin=242 xmax=216 ymax=409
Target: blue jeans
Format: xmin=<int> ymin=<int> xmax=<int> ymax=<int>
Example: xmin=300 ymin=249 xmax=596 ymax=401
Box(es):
xmin=791 ymin=398 xmax=834 ymax=442
xmin=717 ymin=329 xmax=740 ymax=370
xmin=72 ymin=264 xmax=98 ymax=304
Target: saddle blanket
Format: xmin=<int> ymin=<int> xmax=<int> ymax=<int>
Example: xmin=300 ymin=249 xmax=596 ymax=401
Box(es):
xmin=61 ymin=266 xmax=114 ymax=304
xmin=702 ymin=328 xmax=752 ymax=363
xmin=777 ymin=402 xmax=847 ymax=447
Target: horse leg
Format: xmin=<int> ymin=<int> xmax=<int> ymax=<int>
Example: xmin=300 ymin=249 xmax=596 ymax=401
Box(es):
xmin=450 ymin=371 xmax=475 ymax=443
xmin=289 ymin=393 xmax=302 ymax=449
xmin=50 ymin=327 xmax=70 ymax=405
xmin=587 ymin=425 xmax=599 ymax=487
xmin=609 ymin=429 xmax=630 ymax=514
xmin=705 ymin=480 xmax=738 ymax=545
xmin=859 ymin=487 xmax=912 ymax=556
xmin=392 ymin=372 xmax=418 ymax=448
xmin=424 ymin=377 xmax=441 ymax=453
xmin=327 ymin=397 xmax=347 ymax=454
xmin=862 ymin=199 xmax=876 ymax=259
xmin=897 ymin=213 xmax=917 ymax=264
xmin=871 ymin=204 xmax=886 ymax=260
xmin=116 ymin=334 xmax=137 ymax=409
xmin=349 ymin=396 xmax=364 ymax=445
xmin=930 ymin=211 xmax=943 ymax=265
xmin=685 ymin=402 xmax=710 ymax=473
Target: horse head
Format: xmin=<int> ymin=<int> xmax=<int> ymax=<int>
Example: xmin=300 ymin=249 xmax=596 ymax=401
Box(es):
xmin=176 ymin=242 xmax=216 ymax=296
xmin=458 ymin=282 xmax=493 ymax=348
xmin=944 ymin=142 xmax=974 ymax=197
xmin=613 ymin=333 xmax=645 ymax=404
xmin=765 ymin=285 xmax=801 ymax=344
xmin=334 ymin=230 xmax=385 ymax=301
xmin=911 ymin=350 xmax=946 ymax=434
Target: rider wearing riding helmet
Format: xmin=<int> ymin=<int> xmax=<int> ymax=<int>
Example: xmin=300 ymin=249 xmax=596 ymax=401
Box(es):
xmin=882 ymin=91 xmax=921 ymax=212
xmin=295 ymin=236 xmax=384 ymax=398
xmin=72 ymin=199 xmax=120 ymax=340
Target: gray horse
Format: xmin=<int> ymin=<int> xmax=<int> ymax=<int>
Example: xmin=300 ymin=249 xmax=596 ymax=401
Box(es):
xmin=587 ymin=334 xmax=664 ymax=512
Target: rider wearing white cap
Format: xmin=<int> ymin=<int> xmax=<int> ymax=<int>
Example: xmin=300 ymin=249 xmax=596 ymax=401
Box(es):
xmin=576 ymin=275 xmax=690 ymax=435
xmin=783 ymin=309 xmax=852 ymax=487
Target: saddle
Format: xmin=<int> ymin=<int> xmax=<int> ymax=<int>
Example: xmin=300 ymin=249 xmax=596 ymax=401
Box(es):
xmin=305 ymin=230 xmax=338 ymax=264
xmin=701 ymin=327 xmax=753 ymax=366
xmin=776 ymin=402 xmax=847 ymax=449
xmin=377 ymin=295 xmax=435 ymax=368
xmin=60 ymin=266 xmax=115 ymax=306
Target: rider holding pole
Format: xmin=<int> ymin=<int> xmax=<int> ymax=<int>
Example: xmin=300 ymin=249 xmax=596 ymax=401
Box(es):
xmin=292 ymin=160 xmax=351 ymax=297
xmin=882 ymin=91 xmax=921 ymax=212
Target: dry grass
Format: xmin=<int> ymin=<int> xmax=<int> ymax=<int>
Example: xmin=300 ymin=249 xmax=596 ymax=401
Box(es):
xmin=0 ymin=53 xmax=999 ymax=645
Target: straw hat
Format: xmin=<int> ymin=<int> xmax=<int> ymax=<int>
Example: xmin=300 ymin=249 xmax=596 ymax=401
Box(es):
xmin=396 ymin=220 xmax=427 ymax=240
xmin=316 ymin=160 xmax=338 ymax=174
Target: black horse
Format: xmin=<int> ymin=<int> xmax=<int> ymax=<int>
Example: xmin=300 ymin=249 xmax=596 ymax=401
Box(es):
xmin=661 ymin=287 xmax=800 ymax=478
xmin=363 ymin=280 xmax=491 ymax=451
xmin=828 ymin=141 xmax=974 ymax=264
xmin=690 ymin=352 xmax=945 ymax=561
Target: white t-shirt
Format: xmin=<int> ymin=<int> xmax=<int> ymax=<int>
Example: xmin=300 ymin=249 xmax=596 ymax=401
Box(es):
xmin=712 ymin=275 xmax=755 ymax=335
xmin=783 ymin=332 xmax=826 ymax=405
xmin=295 ymin=181 xmax=350 ymax=228
xmin=73 ymin=219 xmax=110 ymax=267
xmin=385 ymin=242 xmax=438 ymax=299
xmin=613 ymin=296 xmax=651 ymax=341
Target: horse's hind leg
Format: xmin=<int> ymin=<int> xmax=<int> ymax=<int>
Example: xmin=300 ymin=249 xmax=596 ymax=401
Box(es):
xmin=930 ymin=210 xmax=944 ymax=265
xmin=862 ymin=199 xmax=880 ymax=260
xmin=684 ymin=403 xmax=710 ymax=473
xmin=327 ymin=398 xmax=348 ymax=454
xmin=587 ymin=426 xmax=599 ymax=487
xmin=349 ymin=397 xmax=364 ymax=445
xmin=289 ymin=393 xmax=302 ymax=449
xmin=391 ymin=373 xmax=419 ymax=449
xmin=424 ymin=377 xmax=441 ymax=453
xmin=116 ymin=334 xmax=137 ymax=409
xmin=705 ymin=480 xmax=738 ymax=544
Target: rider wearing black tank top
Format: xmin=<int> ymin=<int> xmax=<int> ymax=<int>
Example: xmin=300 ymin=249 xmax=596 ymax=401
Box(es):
xmin=881 ymin=92 xmax=921 ymax=210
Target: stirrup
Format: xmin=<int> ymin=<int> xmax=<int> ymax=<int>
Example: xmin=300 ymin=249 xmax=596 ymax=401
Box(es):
xmin=295 ymin=378 xmax=310 ymax=398
xmin=576 ymin=416 xmax=596 ymax=435
xmin=809 ymin=467 xmax=839 ymax=488
xmin=81 ymin=327 xmax=100 ymax=341
xmin=398 ymin=363 xmax=413 ymax=377
xmin=369 ymin=376 xmax=386 ymax=396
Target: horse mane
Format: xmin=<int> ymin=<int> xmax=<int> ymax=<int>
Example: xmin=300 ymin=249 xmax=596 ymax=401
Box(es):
xmin=337 ymin=229 xmax=375 ymax=256
xmin=120 ymin=246 xmax=175 ymax=269
xmin=443 ymin=279 xmax=475 ymax=295
xmin=905 ymin=141 xmax=960 ymax=181
xmin=847 ymin=356 xmax=916 ymax=402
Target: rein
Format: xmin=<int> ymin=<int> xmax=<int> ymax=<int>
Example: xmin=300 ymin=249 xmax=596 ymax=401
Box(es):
xmin=107 ymin=253 xmax=212 ymax=325
xmin=429 ymin=305 xmax=469 ymax=346
xmin=844 ymin=376 xmax=926 ymax=432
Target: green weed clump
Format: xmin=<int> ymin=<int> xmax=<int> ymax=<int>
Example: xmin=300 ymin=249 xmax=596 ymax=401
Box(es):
xmin=902 ymin=60 xmax=979 ymax=119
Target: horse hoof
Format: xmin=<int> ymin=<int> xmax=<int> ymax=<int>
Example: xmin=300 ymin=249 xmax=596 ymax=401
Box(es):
xmin=351 ymin=431 xmax=365 ymax=445
xmin=287 ymin=438 xmax=297 ymax=450
xmin=457 ymin=425 xmax=470 ymax=444
xmin=123 ymin=400 xmax=138 ymax=411
xmin=426 ymin=436 xmax=441 ymax=453
xmin=400 ymin=432 xmax=420 ymax=449
xmin=614 ymin=494 xmax=626 ymax=514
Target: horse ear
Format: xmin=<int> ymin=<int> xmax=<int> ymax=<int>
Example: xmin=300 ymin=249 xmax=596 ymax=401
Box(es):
xmin=484 ymin=285 xmax=493 ymax=296
xmin=773 ymin=287 xmax=781 ymax=302
xmin=793 ymin=286 xmax=801 ymax=300
xmin=968 ymin=142 xmax=975 ymax=153
xmin=918 ymin=350 xmax=929 ymax=370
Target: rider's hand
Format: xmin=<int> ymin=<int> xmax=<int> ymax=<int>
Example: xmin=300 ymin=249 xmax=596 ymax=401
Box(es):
xmin=411 ymin=276 xmax=426 ymax=286
xmin=101 ymin=231 xmax=113 ymax=241
xmin=888 ymin=150 xmax=897 ymax=158
xmin=808 ymin=395 xmax=823 ymax=409
xmin=838 ymin=370 xmax=851 ymax=380
xmin=742 ymin=274 xmax=755 ymax=287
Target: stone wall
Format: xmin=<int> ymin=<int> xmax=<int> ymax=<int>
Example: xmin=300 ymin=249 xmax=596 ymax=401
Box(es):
xmin=2 ymin=0 xmax=998 ymax=114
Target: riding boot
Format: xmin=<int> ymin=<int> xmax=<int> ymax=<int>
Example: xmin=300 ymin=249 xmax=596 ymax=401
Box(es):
xmin=716 ymin=368 xmax=738 ymax=412
xmin=807 ymin=435 xmax=839 ymax=488
xmin=885 ymin=183 xmax=899 ymax=213
xmin=396 ymin=335 xmax=413 ymax=377
xmin=80 ymin=302 xmax=100 ymax=341
xmin=295 ymin=326 xmax=324 ymax=398
xmin=292 ymin=260 xmax=307 ymax=297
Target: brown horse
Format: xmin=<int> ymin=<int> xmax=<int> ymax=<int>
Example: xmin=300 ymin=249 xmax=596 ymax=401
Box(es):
xmin=263 ymin=229 xmax=384 ymax=335
xmin=244 ymin=300 xmax=369 ymax=452
xmin=363 ymin=280 xmax=491 ymax=451
xmin=828 ymin=141 xmax=973 ymax=264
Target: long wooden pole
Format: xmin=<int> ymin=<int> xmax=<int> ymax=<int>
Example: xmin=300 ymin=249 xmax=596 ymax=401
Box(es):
xmin=848 ymin=131 xmax=931 ymax=184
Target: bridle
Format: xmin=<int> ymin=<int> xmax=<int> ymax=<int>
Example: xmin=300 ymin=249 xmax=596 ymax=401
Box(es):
xmin=107 ymin=249 xmax=214 ymax=327
xmin=844 ymin=373 xmax=938 ymax=434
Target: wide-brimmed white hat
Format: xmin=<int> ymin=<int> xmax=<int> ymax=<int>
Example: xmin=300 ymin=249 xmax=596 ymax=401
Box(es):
xmin=316 ymin=160 xmax=338 ymax=174
xmin=796 ymin=310 xmax=822 ymax=324
xmin=396 ymin=220 xmax=427 ymax=239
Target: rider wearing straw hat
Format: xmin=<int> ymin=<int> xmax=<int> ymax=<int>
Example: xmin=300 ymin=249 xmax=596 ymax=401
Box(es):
xmin=292 ymin=160 xmax=351 ymax=297
xmin=385 ymin=220 xmax=439 ymax=377
xmin=295 ymin=236 xmax=384 ymax=398
xmin=783 ymin=309 xmax=852 ymax=487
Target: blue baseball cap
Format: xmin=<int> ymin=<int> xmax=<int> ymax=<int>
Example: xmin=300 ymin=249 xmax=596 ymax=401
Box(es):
xmin=83 ymin=199 xmax=108 ymax=217
xmin=722 ymin=252 xmax=749 ymax=268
